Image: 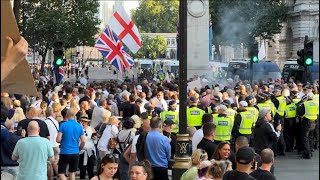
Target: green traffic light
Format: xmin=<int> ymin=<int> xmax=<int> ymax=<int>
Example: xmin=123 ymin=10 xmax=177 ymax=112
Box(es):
xmin=252 ymin=56 xmax=259 ymax=63
xmin=305 ymin=58 xmax=312 ymax=65
xmin=55 ymin=58 xmax=64 ymax=66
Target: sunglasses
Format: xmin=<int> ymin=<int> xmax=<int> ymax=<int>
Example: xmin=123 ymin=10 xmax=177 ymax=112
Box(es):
xmin=84 ymin=130 xmax=87 ymax=136
xmin=132 ymin=161 xmax=146 ymax=168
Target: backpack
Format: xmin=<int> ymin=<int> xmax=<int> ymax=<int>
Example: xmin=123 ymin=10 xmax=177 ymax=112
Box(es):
xmin=117 ymin=130 xmax=132 ymax=153
xmin=136 ymin=131 xmax=149 ymax=161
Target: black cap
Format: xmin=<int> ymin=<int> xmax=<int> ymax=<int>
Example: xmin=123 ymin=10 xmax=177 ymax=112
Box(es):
xmin=236 ymin=146 xmax=255 ymax=164
xmin=169 ymin=100 xmax=177 ymax=106
xmin=212 ymin=95 xmax=221 ymax=102
xmin=163 ymin=120 xmax=176 ymax=126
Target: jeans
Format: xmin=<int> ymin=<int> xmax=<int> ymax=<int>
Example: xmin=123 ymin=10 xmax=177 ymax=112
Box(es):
xmin=1 ymin=166 xmax=19 ymax=177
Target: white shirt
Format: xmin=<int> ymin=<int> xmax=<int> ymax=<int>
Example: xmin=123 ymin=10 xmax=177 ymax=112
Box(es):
xmin=192 ymin=129 xmax=204 ymax=152
xmin=44 ymin=116 xmax=60 ymax=147
xmin=103 ymin=90 xmax=109 ymax=99
xmin=91 ymin=106 xmax=109 ymax=129
xmin=79 ymin=77 xmax=88 ymax=86
xmin=298 ymin=91 xmax=305 ymax=99
xmin=130 ymin=134 xmax=140 ymax=161
xmin=97 ymin=124 xmax=118 ymax=152
xmin=31 ymin=101 xmax=41 ymax=108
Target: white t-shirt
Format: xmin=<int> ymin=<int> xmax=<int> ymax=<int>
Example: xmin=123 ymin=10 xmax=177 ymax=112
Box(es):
xmin=97 ymin=124 xmax=118 ymax=152
xmin=130 ymin=134 xmax=140 ymax=162
xmin=192 ymin=129 xmax=204 ymax=152
xmin=44 ymin=116 xmax=60 ymax=147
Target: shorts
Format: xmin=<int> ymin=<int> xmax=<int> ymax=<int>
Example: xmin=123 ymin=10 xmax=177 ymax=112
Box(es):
xmin=47 ymin=147 xmax=60 ymax=164
xmin=58 ymin=154 xmax=79 ymax=174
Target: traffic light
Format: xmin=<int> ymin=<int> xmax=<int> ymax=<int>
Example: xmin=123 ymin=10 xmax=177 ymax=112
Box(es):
xmin=53 ymin=41 xmax=65 ymax=66
xmin=297 ymin=49 xmax=304 ymax=66
xmin=304 ymin=41 xmax=313 ymax=66
xmin=250 ymin=42 xmax=259 ymax=63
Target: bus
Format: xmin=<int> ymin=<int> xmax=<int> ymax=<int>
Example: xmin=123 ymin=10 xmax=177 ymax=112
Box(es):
xmin=227 ymin=59 xmax=281 ymax=82
xmin=282 ymin=59 xmax=319 ymax=83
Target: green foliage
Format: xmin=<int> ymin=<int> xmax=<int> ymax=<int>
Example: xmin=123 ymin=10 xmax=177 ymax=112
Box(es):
xmin=209 ymin=0 xmax=288 ymax=47
xmin=132 ymin=0 xmax=179 ymax=33
xmin=19 ymin=0 xmax=100 ymax=70
xmin=134 ymin=35 xmax=167 ymax=59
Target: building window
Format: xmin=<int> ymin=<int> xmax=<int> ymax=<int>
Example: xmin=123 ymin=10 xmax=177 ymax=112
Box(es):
xmin=171 ymin=39 xmax=175 ymax=46
xmin=167 ymin=39 xmax=170 ymax=45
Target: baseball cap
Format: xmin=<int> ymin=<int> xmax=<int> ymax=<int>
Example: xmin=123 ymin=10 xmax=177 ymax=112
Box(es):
xmin=273 ymin=88 xmax=282 ymax=93
xmin=163 ymin=120 xmax=176 ymax=126
xmin=212 ymin=95 xmax=221 ymax=102
xmin=215 ymin=105 xmax=227 ymax=111
xmin=136 ymin=85 xmax=142 ymax=92
xmin=239 ymin=101 xmax=248 ymax=107
xmin=169 ymin=100 xmax=177 ymax=106
xmin=258 ymin=108 xmax=271 ymax=119
xmin=189 ymin=97 xmax=198 ymax=103
xmin=236 ymin=146 xmax=255 ymax=164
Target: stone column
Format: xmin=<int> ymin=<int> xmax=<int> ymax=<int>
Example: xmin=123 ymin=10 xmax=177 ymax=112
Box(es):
xmin=187 ymin=0 xmax=212 ymax=79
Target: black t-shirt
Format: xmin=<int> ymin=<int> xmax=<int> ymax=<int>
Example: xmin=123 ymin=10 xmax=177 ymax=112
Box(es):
xmin=17 ymin=118 xmax=50 ymax=138
xmin=122 ymin=103 xmax=140 ymax=118
xmin=223 ymin=170 xmax=257 ymax=180
xmin=197 ymin=138 xmax=217 ymax=160
xmin=1 ymin=132 xmax=21 ymax=166
xmin=250 ymin=168 xmax=276 ymax=180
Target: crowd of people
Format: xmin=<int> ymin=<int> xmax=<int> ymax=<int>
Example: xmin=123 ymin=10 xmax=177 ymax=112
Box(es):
xmin=1 ymin=71 xmax=319 ymax=180
xmin=1 ymin=36 xmax=319 ymax=180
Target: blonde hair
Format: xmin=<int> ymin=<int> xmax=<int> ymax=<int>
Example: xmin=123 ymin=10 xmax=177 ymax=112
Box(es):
xmin=10 ymin=107 xmax=26 ymax=123
xmin=70 ymin=98 xmax=80 ymax=111
xmin=191 ymin=149 xmax=208 ymax=166
xmin=131 ymin=115 xmax=141 ymax=129
xmin=208 ymin=159 xmax=232 ymax=179
xmin=67 ymin=107 xmax=78 ymax=118
xmin=52 ymin=102 xmax=62 ymax=113
xmin=102 ymin=110 xmax=112 ymax=123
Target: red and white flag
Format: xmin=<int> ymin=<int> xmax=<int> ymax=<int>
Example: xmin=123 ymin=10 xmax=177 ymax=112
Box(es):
xmin=108 ymin=6 xmax=142 ymax=54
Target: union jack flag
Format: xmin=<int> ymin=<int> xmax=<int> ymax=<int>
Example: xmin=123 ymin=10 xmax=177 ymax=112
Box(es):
xmin=95 ymin=25 xmax=134 ymax=74
xmin=51 ymin=59 xmax=65 ymax=85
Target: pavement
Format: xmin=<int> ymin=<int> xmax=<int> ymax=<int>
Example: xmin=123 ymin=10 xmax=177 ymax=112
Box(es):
xmin=274 ymin=150 xmax=319 ymax=180
xmin=65 ymin=67 xmax=139 ymax=83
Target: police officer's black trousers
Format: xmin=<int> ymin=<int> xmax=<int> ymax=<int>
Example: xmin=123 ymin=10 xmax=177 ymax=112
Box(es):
xmin=295 ymin=117 xmax=302 ymax=152
xmin=313 ymin=120 xmax=319 ymax=149
xmin=300 ymin=118 xmax=312 ymax=158
xmin=284 ymin=117 xmax=296 ymax=152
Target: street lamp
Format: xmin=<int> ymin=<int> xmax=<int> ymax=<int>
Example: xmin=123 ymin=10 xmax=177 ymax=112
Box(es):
xmin=172 ymin=0 xmax=191 ymax=179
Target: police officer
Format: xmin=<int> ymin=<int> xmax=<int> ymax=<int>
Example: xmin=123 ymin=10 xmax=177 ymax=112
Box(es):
xmin=205 ymin=95 xmax=221 ymax=114
xmin=187 ymin=97 xmax=205 ymax=129
xmin=232 ymin=101 xmax=255 ymax=144
xmin=271 ymin=88 xmax=286 ymax=156
xmin=264 ymin=92 xmax=276 ymax=118
xmin=297 ymin=93 xmax=319 ymax=159
xmin=213 ymin=105 xmax=233 ymax=145
xmin=160 ymin=101 xmax=179 ymax=134
xmin=223 ymin=99 xmax=237 ymax=122
xmin=284 ymin=96 xmax=297 ymax=152
xmin=255 ymin=93 xmax=269 ymax=111
xmin=245 ymin=96 xmax=259 ymax=125
xmin=312 ymin=86 xmax=319 ymax=150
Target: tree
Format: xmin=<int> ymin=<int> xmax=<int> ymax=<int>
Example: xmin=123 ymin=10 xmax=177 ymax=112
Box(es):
xmin=209 ymin=0 xmax=288 ymax=60
xmin=17 ymin=0 xmax=100 ymax=75
xmin=132 ymin=0 xmax=179 ymax=33
xmin=134 ymin=35 xmax=167 ymax=59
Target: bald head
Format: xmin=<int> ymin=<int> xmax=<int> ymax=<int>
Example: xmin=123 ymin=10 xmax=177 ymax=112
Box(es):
xmin=27 ymin=120 xmax=40 ymax=135
xmin=235 ymin=136 xmax=249 ymax=152
xmin=260 ymin=148 xmax=274 ymax=164
xmin=149 ymin=99 xmax=156 ymax=107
